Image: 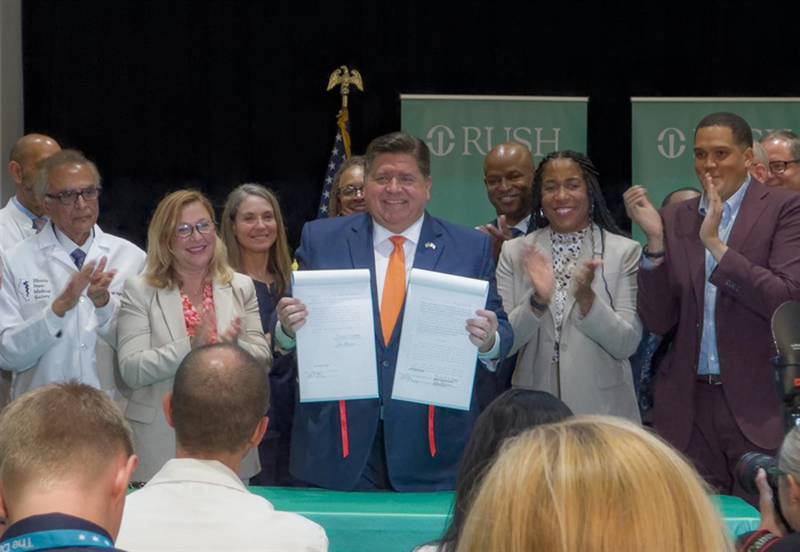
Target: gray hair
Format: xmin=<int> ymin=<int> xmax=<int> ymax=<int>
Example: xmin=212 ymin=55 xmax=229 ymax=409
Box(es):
xmin=762 ymin=130 xmax=800 ymax=160
xmin=752 ymin=141 xmax=769 ymax=166
xmin=33 ymin=149 xmax=101 ymax=200
xmin=779 ymin=426 xmax=800 ymax=479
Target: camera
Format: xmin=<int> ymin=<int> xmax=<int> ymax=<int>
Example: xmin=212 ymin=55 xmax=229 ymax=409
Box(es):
xmin=734 ymin=452 xmax=779 ymax=496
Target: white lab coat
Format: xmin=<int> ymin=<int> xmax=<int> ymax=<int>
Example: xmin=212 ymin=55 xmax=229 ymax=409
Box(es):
xmin=0 ymin=223 xmax=145 ymax=402
xmin=0 ymin=196 xmax=38 ymax=252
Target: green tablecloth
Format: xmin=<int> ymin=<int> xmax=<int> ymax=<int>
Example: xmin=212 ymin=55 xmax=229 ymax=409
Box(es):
xmin=253 ymin=487 xmax=760 ymax=552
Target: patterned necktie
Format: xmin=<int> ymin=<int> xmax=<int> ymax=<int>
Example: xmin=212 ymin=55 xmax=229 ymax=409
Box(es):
xmin=32 ymin=217 xmax=47 ymax=232
xmin=381 ymin=236 xmax=406 ymax=345
xmin=70 ymin=248 xmax=86 ymax=270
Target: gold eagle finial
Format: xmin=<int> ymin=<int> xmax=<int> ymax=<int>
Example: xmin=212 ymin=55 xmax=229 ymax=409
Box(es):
xmin=327 ymin=66 xmax=364 ymax=109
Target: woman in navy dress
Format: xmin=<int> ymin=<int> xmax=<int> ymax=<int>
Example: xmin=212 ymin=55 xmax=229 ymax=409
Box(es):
xmin=221 ymin=183 xmax=296 ymax=485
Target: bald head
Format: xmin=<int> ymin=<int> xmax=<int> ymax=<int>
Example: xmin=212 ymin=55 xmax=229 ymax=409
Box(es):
xmin=8 ymin=133 xmax=61 ymax=214
xmin=483 ymin=142 xmax=535 ymax=226
xmin=171 ymin=343 xmax=269 ymax=456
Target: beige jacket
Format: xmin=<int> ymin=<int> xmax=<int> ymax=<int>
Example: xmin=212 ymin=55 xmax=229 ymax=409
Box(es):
xmin=117 ymin=272 xmax=271 ymax=481
xmin=496 ymin=225 xmax=641 ymax=421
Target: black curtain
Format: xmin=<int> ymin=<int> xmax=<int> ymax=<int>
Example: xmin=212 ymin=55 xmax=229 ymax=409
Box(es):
xmin=22 ymin=0 xmax=800 ymax=248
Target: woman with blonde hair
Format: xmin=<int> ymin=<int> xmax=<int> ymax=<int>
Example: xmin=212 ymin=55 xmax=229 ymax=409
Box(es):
xmin=457 ymin=416 xmax=734 ymax=552
xmin=118 ymin=189 xmax=270 ymax=483
xmin=221 ymin=183 xmax=296 ymax=485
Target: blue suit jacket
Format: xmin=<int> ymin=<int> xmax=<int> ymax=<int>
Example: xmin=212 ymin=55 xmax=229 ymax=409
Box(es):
xmin=289 ymin=212 xmax=512 ymax=491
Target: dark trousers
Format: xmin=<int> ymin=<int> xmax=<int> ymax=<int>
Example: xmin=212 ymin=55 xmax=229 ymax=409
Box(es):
xmin=354 ymin=421 xmax=392 ymax=491
xmin=684 ymin=382 xmax=776 ymax=503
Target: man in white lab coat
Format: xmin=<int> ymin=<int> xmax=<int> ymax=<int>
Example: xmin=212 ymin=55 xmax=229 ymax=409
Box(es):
xmin=0 ymin=149 xmax=145 ymax=402
xmin=0 ymin=133 xmax=61 ymax=251
xmin=0 ymin=133 xmax=61 ymax=407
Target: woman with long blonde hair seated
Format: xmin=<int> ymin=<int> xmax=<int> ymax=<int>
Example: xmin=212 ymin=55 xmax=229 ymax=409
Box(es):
xmin=117 ymin=189 xmax=270 ymax=483
xmin=458 ymin=416 xmax=734 ymax=552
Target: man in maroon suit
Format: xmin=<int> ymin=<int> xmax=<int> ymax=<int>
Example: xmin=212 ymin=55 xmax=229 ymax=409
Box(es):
xmin=624 ymin=112 xmax=800 ymax=496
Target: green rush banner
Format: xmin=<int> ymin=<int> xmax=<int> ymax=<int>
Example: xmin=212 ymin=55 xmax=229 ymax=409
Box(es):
xmin=401 ymin=95 xmax=588 ymax=227
xmin=631 ymin=97 xmax=800 ymax=242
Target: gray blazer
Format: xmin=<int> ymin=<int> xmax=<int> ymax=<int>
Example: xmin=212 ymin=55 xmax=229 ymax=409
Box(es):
xmin=496 ymin=224 xmax=642 ymax=421
xmin=117 ymin=272 xmax=271 ymax=481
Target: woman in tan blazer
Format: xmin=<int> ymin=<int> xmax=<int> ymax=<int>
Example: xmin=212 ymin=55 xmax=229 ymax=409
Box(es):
xmin=496 ymin=151 xmax=641 ymax=421
xmin=118 ymin=190 xmax=270 ymax=482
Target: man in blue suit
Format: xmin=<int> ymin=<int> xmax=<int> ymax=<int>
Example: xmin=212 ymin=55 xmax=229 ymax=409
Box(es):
xmin=276 ymin=132 xmax=512 ymax=491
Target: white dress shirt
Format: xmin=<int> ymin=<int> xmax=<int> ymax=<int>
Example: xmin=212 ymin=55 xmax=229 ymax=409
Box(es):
xmin=117 ymin=458 xmax=329 ymax=552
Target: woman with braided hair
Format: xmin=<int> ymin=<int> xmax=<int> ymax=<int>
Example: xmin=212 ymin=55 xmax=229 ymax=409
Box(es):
xmin=496 ymin=150 xmax=642 ymax=420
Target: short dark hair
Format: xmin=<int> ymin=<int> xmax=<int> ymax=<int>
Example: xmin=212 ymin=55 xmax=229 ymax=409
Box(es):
xmin=172 ymin=343 xmax=269 ymax=455
xmin=365 ymin=132 xmax=431 ymax=177
xmin=695 ymin=112 xmax=753 ymax=150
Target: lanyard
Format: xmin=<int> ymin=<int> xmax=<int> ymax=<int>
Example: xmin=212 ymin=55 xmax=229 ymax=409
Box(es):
xmin=0 ymin=529 xmax=114 ymax=551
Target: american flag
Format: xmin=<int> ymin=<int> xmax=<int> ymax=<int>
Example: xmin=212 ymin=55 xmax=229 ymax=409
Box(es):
xmin=317 ymin=108 xmax=351 ymax=218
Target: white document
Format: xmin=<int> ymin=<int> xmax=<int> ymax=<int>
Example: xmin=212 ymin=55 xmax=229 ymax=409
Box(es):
xmin=293 ymin=269 xmax=379 ymax=402
xmin=391 ymin=268 xmax=489 ymax=411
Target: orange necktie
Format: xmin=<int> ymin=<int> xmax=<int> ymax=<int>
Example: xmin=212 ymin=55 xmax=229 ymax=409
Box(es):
xmin=381 ymin=236 xmax=406 ymax=345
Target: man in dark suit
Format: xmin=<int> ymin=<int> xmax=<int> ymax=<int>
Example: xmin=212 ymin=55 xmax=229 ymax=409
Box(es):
xmin=276 ymin=132 xmax=512 ymax=491
xmin=478 ymin=142 xmax=535 ymax=260
xmin=624 ymin=112 xmax=800 ymax=496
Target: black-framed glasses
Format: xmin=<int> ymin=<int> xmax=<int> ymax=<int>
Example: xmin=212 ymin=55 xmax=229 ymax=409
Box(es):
xmin=768 ymin=159 xmax=800 ymax=174
xmin=339 ymin=185 xmax=365 ymax=198
xmin=45 ymin=186 xmax=102 ymax=206
xmin=176 ymin=220 xmax=214 ymax=239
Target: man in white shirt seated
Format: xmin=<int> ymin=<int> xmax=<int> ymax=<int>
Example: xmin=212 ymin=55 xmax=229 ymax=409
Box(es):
xmin=0 ymin=149 xmax=145 ymax=402
xmin=116 ymin=343 xmax=329 ymax=552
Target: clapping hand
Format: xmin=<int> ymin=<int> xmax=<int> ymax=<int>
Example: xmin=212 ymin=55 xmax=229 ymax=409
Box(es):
xmin=87 ymin=256 xmax=117 ymax=308
xmin=573 ymin=259 xmax=601 ymax=316
xmin=522 ymin=244 xmax=554 ymax=309
xmin=52 ymin=260 xmax=97 ymax=317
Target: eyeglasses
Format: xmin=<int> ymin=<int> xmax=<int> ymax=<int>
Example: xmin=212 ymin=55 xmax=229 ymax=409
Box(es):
xmin=176 ymin=220 xmax=214 ymax=239
xmin=45 ymin=186 xmax=102 ymax=206
xmin=339 ymin=186 xmax=365 ymax=198
xmin=768 ymin=159 xmax=800 ymax=174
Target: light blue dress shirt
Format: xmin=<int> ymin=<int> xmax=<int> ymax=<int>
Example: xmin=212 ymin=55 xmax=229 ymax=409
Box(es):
xmin=697 ymin=177 xmax=750 ymax=375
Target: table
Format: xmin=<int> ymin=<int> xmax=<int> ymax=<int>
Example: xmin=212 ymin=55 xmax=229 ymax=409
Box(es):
xmin=253 ymin=488 xmax=760 ymax=552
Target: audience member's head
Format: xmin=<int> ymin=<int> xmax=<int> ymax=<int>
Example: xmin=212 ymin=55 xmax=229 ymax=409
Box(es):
xmin=437 ymin=390 xmax=572 ymax=552
xmin=0 ymin=382 xmax=137 ymax=539
xmin=221 ymin=183 xmax=292 ymax=296
xmin=328 ymin=156 xmax=366 ymax=217
xmin=694 ymin=112 xmax=753 ymax=202
xmin=773 ymin=425 xmax=800 ymax=532
xmin=457 ymin=416 xmax=733 ymax=552
xmin=145 ymin=189 xmax=232 ymax=289
xmin=661 ymin=186 xmax=701 ymax=208
xmin=762 ymin=130 xmax=800 ymax=191
xmin=164 ymin=343 xmax=269 ymax=469
xmin=7 ymin=133 xmax=61 ymax=214
xmin=483 ymin=142 xmax=534 ymax=227
xmin=750 ymin=140 xmax=771 ymax=184
xmin=34 ymin=149 xmax=102 ymax=245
